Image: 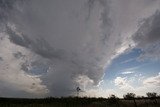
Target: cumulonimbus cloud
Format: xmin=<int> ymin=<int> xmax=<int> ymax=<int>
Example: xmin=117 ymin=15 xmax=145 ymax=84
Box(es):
xmin=0 ymin=0 xmax=159 ymax=97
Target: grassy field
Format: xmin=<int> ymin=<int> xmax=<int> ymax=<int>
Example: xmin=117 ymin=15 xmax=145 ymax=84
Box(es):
xmin=0 ymin=97 xmax=160 ymax=107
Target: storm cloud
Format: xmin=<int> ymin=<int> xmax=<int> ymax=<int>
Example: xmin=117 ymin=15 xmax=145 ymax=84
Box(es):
xmin=0 ymin=0 xmax=160 ymax=97
xmin=133 ymin=10 xmax=160 ymax=60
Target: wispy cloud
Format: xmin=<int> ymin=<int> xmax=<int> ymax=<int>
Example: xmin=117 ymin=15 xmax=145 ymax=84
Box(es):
xmin=120 ymin=66 xmax=140 ymax=75
xmin=121 ymin=71 xmax=134 ymax=75
xmin=124 ymin=66 xmax=140 ymax=71
xmin=121 ymin=58 xmax=135 ymax=64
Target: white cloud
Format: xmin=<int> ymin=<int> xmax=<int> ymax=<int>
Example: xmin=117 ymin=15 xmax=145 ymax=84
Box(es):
xmin=115 ymin=77 xmax=126 ymax=86
xmin=120 ymin=66 xmax=140 ymax=75
xmin=0 ymin=32 xmax=48 ymax=97
xmin=75 ymin=75 xmax=94 ymax=90
xmin=113 ymin=73 xmax=160 ymax=97
xmin=114 ymin=77 xmax=134 ymax=92
xmin=143 ymin=72 xmax=160 ymax=86
xmin=121 ymin=71 xmax=134 ymax=75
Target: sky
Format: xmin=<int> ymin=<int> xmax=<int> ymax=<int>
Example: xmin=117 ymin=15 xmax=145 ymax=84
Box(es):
xmin=0 ymin=0 xmax=160 ymax=98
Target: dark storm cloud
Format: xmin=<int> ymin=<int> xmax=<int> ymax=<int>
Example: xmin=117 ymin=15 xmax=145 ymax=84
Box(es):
xmin=134 ymin=11 xmax=160 ymax=46
xmin=33 ymin=38 xmax=65 ymax=59
xmin=6 ymin=25 xmax=65 ymax=60
xmin=6 ymin=26 xmax=31 ymax=48
xmin=0 ymin=0 xmax=14 ymax=21
xmin=133 ymin=10 xmax=160 ymax=60
xmin=0 ymin=0 xmax=25 ymax=24
xmin=8 ymin=0 xmax=115 ymax=97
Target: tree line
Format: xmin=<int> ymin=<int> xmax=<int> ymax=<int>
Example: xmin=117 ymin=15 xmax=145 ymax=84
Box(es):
xmin=0 ymin=92 xmax=159 ymax=107
xmin=108 ymin=92 xmax=160 ymax=107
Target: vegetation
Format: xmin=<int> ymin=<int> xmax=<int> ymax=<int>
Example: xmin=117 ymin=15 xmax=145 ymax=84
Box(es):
xmin=123 ymin=93 xmax=136 ymax=99
xmin=146 ymin=92 xmax=157 ymax=98
xmin=0 ymin=92 xmax=159 ymax=107
xmin=108 ymin=94 xmax=120 ymax=107
xmin=123 ymin=93 xmax=137 ymax=107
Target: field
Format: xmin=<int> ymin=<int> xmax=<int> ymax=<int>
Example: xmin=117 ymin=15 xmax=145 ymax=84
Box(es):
xmin=0 ymin=97 xmax=160 ymax=107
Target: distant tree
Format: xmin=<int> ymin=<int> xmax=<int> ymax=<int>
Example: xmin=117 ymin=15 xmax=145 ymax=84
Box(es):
xmin=123 ymin=93 xmax=136 ymax=99
xmin=146 ymin=92 xmax=158 ymax=104
xmin=108 ymin=94 xmax=118 ymax=99
xmin=123 ymin=93 xmax=137 ymax=107
xmin=146 ymin=92 xmax=157 ymax=98
xmin=108 ymin=95 xmax=120 ymax=107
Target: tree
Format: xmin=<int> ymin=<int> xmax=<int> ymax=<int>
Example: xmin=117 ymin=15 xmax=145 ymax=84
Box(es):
xmin=109 ymin=94 xmax=118 ymax=99
xmin=108 ymin=94 xmax=120 ymax=107
xmin=146 ymin=92 xmax=157 ymax=98
xmin=146 ymin=92 xmax=158 ymax=104
xmin=123 ymin=93 xmax=137 ymax=107
xmin=123 ymin=93 xmax=136 ymax=99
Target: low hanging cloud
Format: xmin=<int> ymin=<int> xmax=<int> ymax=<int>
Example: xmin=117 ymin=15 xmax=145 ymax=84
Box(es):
xmin=0 ymin=0 xmax=160 ymax=97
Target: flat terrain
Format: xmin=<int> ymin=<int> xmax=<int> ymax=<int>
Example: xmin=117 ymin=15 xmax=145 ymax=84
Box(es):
xmin=0 ymin=97 xmax=160 ymax=107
